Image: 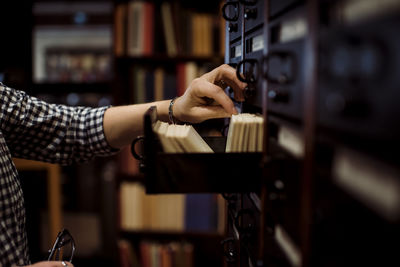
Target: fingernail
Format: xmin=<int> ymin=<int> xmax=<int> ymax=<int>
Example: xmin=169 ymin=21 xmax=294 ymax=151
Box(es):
xmin=232 ymin=107 xmax=238 ymax=115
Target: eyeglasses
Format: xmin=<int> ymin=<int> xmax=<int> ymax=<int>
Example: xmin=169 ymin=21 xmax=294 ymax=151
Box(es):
xmin=47 ymin=228 xmax=76 ymax=263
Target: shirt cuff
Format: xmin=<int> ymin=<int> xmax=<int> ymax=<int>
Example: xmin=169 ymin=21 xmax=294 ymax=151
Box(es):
xmin=87 ymin=106 xmax=120 ymax=156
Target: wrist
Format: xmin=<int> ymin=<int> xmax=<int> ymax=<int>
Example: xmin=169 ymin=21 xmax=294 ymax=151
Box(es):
xmin=168 ymin=97 xmax=183 ymax=124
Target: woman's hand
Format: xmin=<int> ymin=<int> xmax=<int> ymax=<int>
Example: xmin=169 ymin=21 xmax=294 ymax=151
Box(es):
xmin=23 ymin=261 xmax=74 ymax=267
xmin=103 ymin=64 xmax=247 ymax=148
xmin=173 ymin=64 xmax=247 ymax=123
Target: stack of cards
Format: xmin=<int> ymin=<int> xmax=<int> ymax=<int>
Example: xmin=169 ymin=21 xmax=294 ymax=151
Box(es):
xmin=153 ymin=121 xmax=214 ymax=153
xmin=226 ymin=113 xmax=264 ymax=152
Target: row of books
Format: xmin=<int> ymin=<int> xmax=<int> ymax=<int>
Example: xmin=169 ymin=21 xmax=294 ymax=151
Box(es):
xmin=119 ymin=182 xmax=226 ymax=233
xmin=119 ymin=239 xmax=194 ymax=267
xmin=130 ymin=62 xmax=214 ymax=104
xmin=114 ymin=1 xmax=225 ymax=57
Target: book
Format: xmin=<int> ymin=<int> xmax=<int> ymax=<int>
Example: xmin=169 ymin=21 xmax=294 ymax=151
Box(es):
xmin=202 ymin=14 xmax=213 ymax=56
xmin=120 ymin=182 xmax=145 ymax=230
xmin=126 ymin=1 xmax=154 ymax=57
xmin=132 ymin=66 xmax=146 ymax=103
xmin=139 ymin=242 xmax=151 ymax=267
xmin=154 ymin=67 xmax=164 ymax=101
xmin=138 ymin=241 xmax=194 ymax=267
xmin=160 ymin=244 xmax=173 ymax=267
xmin=153 ymin=121 xmax=213 ymax=153
xmin=191 ymin=13 xmax=202 ymax=56
xmin=161 ymin=2 xmax=178 ymax=56
xmin=119 ymin=182 xmax=186 ymax=232
xmin=118 ymin=239 xmax=140 ymax=267
xmin=191 ymin=13 xmax=215 ymax=56
xmin=184 ymin=194 xmax=218 ymax=232
xmin=114 ymin=3 xmax=127 ymax=56
xmin=142 ymin=2 xmax=154 ymax=56
xmin=176 ymin=63 xmax=186 ymax=97
xmin=126 ymin=1 xmax=144 ymax=56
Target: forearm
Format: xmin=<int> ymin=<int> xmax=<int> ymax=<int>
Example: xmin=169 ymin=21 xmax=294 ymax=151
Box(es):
xmin=103 ymin=100 xmax=170 ymax=148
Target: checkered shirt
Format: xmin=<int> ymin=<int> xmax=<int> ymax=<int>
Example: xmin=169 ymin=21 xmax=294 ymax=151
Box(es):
xmin=0 ymin=83 xmax=119 ymax=266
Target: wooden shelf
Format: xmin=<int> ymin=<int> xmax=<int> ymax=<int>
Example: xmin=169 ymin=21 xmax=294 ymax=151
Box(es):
xmin=115 ymin=54 xmax=224 ymax=64
xmin=30 ymin=82 xmax=112 ymax=94
xmin=120 ymin=230 xmax=223 ymax=240
xmin=116 ymin=173 xmax=145 ymax=184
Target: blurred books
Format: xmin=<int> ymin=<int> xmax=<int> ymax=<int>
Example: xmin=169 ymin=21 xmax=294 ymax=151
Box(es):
xmin=114 ymin=1 xmax=224 ymax=57
xmin=119 ymin=239 xmax=194 ymax=267
xmin=119 ymin=182 xmax=225 ymax=233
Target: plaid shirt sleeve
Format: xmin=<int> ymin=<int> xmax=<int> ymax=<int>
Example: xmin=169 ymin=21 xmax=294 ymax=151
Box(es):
xmin=0 ymin=84 xmax=122 ymax=265
xmin=0 ymin=84 xmax=120 ymax=164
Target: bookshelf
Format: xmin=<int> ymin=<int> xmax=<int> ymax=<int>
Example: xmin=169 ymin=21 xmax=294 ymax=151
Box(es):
xmin=112 ymin=0 xmax=225 ymax=104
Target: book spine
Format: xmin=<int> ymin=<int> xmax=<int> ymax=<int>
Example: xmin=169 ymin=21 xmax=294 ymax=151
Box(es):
xmin=143 ymin=2 xmax=154 ymax=56
xmin=161 ymin=2 xmax=178 ymax=56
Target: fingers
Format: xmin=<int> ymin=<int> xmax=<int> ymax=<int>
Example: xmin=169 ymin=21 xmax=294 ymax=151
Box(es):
xmin=194 ymin=79 xmax=238 ymax=116
xmin=212 ymin=64 xmax=247 ymax=102
xmin=178 ymin=64 xmax=247 ymax=123
xmin=26 ymin=261 xmax=74 ymax=267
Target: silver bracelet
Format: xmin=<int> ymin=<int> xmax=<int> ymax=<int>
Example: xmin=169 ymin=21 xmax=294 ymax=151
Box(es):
xmin=168 ymin=97 xmax=178 ymax=124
